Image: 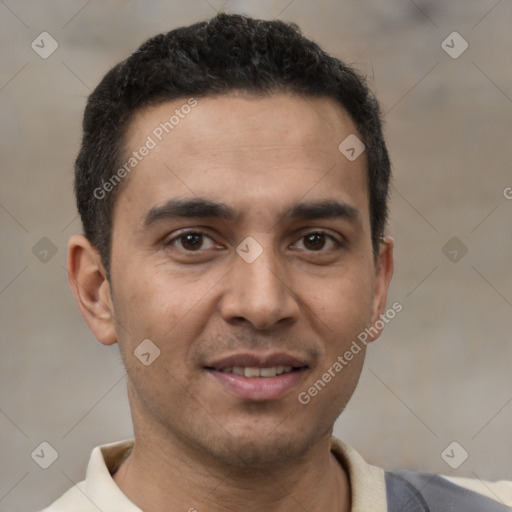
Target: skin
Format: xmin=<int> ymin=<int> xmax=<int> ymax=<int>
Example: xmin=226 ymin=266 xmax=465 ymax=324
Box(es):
xmin=68 ymin=92 xmax=394 ymax=512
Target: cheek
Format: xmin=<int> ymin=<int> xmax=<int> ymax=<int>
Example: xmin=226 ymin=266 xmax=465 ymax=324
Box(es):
xmin=306 ymin=269 xmax=374 ymax=338
xmin=111 ymin=263 xmax=219 ymax=359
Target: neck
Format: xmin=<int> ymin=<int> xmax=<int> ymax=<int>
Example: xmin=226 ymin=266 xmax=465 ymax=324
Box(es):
xmin=113 ymin=428 xmax=350 ymax=512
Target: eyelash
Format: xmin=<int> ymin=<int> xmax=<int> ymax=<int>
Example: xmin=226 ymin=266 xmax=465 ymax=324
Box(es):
xmin=164 ymin=229 xmax=343 ymax=252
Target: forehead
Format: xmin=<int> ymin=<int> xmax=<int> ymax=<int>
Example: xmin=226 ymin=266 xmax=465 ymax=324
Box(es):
xmin=116 ymin=93 xmax=368 ymax=225
xmin=127 ymin=92 xmax=361 ymax=157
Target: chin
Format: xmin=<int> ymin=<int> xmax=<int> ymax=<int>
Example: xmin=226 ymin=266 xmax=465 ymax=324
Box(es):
xmin=213 ymin=434 xmax=312 ymax=470
xmin=187 ymin=418 xmax=325 ymax=471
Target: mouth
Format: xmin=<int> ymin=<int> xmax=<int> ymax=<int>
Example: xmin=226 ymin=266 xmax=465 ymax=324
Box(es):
xmin=204 ymin=353 xmax=310 ymax=401
xmin=211 ymin=365 xmax=298 ymax=378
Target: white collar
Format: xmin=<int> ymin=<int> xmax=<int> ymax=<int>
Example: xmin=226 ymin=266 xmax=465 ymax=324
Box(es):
xmin=43 ymin=437 xmax=387 ymax=512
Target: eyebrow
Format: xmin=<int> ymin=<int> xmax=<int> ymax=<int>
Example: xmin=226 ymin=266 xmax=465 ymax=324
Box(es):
xmin=141 ymin=198 xmax=361 ymax=230
xmin=142 ymin=199 xmax=236 ymax=229
xmin=282 ymin=200 xmax=360 ymax=223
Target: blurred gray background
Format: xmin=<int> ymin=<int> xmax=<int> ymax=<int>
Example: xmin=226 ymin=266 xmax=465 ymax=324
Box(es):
xmin=1 ymin=1 xmax=511 ymax=510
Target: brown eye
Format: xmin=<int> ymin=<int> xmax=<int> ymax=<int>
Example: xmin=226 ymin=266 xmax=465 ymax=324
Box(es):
xmin=303 ymin=233 xmax=327 ymax=250
xmin=180 ymin=233 xmax=203 ymax=251
xmin=166 ymin=231 xmax=216 ymax=251
xmin=295 ymin=232 xmax=340 ymax=251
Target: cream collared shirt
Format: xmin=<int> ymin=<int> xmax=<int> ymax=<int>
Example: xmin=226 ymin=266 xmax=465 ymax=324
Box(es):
xmin=40 ymin=438 xmax=512 ymax=511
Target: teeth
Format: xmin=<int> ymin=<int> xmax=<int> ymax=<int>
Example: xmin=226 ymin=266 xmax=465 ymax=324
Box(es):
xmin=244 ymin=367 xmax=260 ymax=378
xmin=219 ymin=366 xmax=296 ymax=378
xmin=259 ymin=367 xmax=276 ymax=377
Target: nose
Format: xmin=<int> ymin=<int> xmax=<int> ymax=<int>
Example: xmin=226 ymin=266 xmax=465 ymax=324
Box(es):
xmin=219 ymin=243 xmax=300 ymax=331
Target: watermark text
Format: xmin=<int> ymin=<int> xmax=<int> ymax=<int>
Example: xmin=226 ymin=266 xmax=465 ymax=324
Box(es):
xmin=298 ymin=301 xmax=403 ymax=405
xmin=93 ymin=98 xmax=198 ymax=200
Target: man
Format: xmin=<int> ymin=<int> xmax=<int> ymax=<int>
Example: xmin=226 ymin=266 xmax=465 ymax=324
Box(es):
xmin=42 ymin=13 xmax=511 ymax=512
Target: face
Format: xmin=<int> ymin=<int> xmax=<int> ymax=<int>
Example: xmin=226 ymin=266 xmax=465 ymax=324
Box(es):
xmin=76 ymin=93 xmax=393 ymax=469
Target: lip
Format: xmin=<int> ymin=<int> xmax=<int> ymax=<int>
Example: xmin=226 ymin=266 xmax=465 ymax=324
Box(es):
xmin=207 ymin=367 xmax=308 ymax=401
xmin=204 ymin=351 xmax=310 ymax=401
xmin=205 ymin=352 xmax=309 ymax=370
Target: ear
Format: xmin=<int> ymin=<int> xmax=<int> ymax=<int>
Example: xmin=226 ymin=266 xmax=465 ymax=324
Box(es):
xmin=368 ymin=236 xmax=394 ymax=342
xmin=67 ymin=234 xmax=117 ymax=346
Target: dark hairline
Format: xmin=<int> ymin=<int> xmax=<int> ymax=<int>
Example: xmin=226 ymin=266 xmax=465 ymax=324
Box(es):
xmin=75 ymin=14 xmax=390 ymax=272
xmin=109 ymin=88 xmax=373 ymax=254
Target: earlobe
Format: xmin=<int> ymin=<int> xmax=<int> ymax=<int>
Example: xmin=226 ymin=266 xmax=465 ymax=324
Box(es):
xmin=368 ymin=236 xmax=394 ymax=341
xmin=67 ymin=234 xmax=117 ymax=346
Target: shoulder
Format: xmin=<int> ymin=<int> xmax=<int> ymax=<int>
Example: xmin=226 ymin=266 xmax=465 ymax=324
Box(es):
xmin=37 ymin=439 xmax=137 ymax=512
xmin=37 ymin=480 xmax=90 ymax=512
xmin=385 ymin=470 xmax=512 ymax=511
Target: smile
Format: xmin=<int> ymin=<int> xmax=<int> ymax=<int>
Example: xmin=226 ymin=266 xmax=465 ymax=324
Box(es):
xmin=217 ymin=366 xmax=295 ymax=378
